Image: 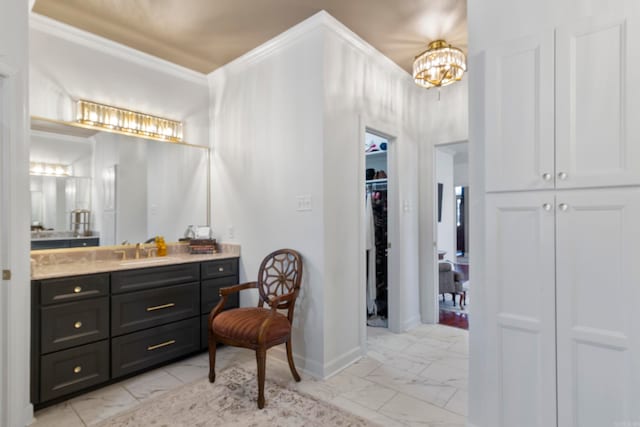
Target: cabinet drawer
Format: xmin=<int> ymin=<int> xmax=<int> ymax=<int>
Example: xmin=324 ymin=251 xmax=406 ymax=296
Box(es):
xmin=201 ymin=258 xmax=238 ymax=280
xmin=41 ymin=297 xmax=109 ymax=354
xmin=111 ymin=263 xmax=200 ymax=294
xmin=40 ymin=340 xmax=109 ymax=402
xmin=111 ymin=282 xmax=199 ymax=336
xmin=201 ymin=276 xmax=239 ymax=314
xmin=112 ymin=318 xmax=200 ymax=378
xmin=69 ymin=238 xmax=99 ymax=248
xmin=40 ymin=274 xmax=109 ymax=306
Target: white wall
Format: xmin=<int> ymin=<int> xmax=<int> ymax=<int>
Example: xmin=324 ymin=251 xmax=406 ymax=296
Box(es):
xmin=322 ymin=17 xmax=426 ymax=368
xmin=0 ymin=1 xmax=31 ymax=425
xmin=208 ymin=11 xmax=451 ymax=376
xmin=454 ymin=154 xmax=469 ymax=187
xmin=436 ymin=148 xmax=456 ymax=261
xmin=209 ymin=21 xmax=326 ymax=376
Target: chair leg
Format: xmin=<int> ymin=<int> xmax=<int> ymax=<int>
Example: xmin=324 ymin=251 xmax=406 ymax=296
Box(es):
xmin=256 ymin=348 xmax=266 ymax=409
xmin=208 ymin=332 xmax=216 ymax=383
xmin=286 ymin=339 xmax=301 ymax=382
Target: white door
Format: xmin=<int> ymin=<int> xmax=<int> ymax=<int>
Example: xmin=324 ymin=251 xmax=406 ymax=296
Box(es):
xmin=556 ymin=16 xmax=640 ymax=189
xmin=556 ymin=188 xmax=640 ymax=427
xmin=485 ymin=33 xmax=555 ymax=192
xmin=485 ymin=192 xmax=557 ymax=427
xmin=0 ymin=75 xmax=5 ymax=427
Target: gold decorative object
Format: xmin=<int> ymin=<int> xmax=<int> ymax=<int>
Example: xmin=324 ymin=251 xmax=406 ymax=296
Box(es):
xmin=76 ymin=100 xmax=183 ymax=142
xmin=413 ymin=40 xmax=467 ymax=89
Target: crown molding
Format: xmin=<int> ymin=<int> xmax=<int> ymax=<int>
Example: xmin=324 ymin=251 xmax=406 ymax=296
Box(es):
xmin=208 ymin=10 xmax=412 ymax=84
xmin=29 ymin=13 xmax=208 ymax=87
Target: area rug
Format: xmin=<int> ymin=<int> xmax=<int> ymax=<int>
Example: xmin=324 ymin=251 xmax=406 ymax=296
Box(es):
xmin=439 ymin=295 xmax=469 ymax=314
xmin=95 ymin=366 xmax=375 ymax=427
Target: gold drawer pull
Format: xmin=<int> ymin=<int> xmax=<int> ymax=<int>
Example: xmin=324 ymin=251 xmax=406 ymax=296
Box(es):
xmin=74 ymin=321 xmax=83 ymax=329
xmin=218 ymin=267 xmax=224 ymax=272
xmin=73 ymin=286 xmax=82 ymax=293
xmin=73 ymin=366 xmax=82 ymax=374
xmin=147 ymin=340 xmax=176 ymax=351
xmin=146 ymin=303 xmax=175 ymax=312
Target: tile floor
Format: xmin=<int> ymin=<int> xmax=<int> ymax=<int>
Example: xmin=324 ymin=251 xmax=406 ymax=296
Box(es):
xmin=32 ymin=324 xmax=468 ymax=426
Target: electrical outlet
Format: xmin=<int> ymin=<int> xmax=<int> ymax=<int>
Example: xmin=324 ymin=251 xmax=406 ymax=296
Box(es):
xmin=296 ymin=195 xmax=312 ymax=212
xmin=227 ymin=226 xmax=234 ymax=239
xmin=403 ymin=200 xmax=411 ymax=212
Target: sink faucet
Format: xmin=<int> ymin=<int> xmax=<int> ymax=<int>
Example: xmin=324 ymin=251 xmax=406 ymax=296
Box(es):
xmin=135 ymin=242 xmax=157 ymax=259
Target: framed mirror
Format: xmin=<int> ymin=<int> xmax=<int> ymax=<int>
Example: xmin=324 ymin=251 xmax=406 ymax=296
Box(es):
xmin=30 ymin=117 xmax=210 ymax=249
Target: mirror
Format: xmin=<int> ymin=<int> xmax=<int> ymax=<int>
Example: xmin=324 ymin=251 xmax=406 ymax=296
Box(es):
xmin=30 ymin=118 xmax=210 ymax=247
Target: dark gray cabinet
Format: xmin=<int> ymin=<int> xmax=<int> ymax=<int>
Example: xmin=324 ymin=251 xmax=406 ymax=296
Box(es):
xmin=31 ymin=257 xmax=239 ymax=408
xmin=31 ymin=237 xmax=100 ymax=250
xmin=111 ymin=282 xmax=200 ymax=336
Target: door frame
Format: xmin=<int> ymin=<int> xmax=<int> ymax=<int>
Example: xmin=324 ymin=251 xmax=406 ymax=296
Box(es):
xmin=426 ymin=140 xmax=468 ymax=324
xmin=358 ymin=115 xmax=400 ymax=352
xmin=0 ymin=61 xmax=33 ymax=426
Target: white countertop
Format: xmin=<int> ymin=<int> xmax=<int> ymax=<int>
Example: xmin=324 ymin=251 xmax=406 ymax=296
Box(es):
xmin=31 ymin=243 xmax=240 ymax=280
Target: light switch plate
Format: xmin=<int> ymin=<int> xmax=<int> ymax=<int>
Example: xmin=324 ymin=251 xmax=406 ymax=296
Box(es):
xmin=296 ymin=195 xmax=312 ymax=212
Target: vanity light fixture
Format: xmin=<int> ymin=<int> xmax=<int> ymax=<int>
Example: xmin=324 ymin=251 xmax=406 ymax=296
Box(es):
xmin=76 ymin=100 xmax=183 ymax=142
xmin=413 ymin=40 xmax=467 ymax=89
xmin=30 ymin=162 xmax=72 ymax=177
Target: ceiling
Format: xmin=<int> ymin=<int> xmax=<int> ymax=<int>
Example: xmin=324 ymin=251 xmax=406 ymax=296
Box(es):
xmin=32 ymin=0 xmax=467 ymax=75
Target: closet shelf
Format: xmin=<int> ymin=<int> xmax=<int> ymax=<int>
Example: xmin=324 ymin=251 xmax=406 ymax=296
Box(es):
xmin=366 ymin=178 xmax=388 ymax=184
xmin=365 ymin=150 xmax=387 ymax=158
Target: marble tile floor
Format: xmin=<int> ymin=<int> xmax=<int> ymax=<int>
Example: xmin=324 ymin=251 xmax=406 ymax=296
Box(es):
xmin=32 ymin=324 xmax=468 ymax=427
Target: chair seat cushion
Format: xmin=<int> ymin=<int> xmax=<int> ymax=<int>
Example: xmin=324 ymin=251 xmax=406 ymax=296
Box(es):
xmin=212 ymin=307 xmax=291 ymax=347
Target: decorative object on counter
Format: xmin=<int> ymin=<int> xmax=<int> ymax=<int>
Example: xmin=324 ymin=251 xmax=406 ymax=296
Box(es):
xmin=70 ymin=209 xmax=91 ymax=236
xmin=189 ymin=239 xmax=217 ymax=255
xmin=208 ymin=249 xmax=303 ymax=409
xmin=195 ymin=225 xmax=212 ymax=239
xmin=155 ymin=236 xmax=167 ymax=256
xmin=76 ymin=99 xmax=183 ymax=143
xmin=184 ymin=225 xmax=197 ymax=240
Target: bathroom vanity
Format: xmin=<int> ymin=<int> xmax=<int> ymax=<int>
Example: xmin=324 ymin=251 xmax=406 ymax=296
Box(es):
xmin=30 ymin=244 xmax=240 ymax=408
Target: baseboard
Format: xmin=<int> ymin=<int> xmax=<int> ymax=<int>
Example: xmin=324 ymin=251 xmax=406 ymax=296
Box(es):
xmin=322 ymin=346 xmax=363 ymax=379
xmin=24 ymin=403 xmax=34 ymax=427
xmin=401 ymin=315 xmax=421 ymax=332
xmin=268 ymin=347 xmax=324 ymax=380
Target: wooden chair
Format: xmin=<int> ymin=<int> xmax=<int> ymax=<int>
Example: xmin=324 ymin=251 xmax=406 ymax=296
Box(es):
xmin=207 ymin=249 xmax=303 ymax=408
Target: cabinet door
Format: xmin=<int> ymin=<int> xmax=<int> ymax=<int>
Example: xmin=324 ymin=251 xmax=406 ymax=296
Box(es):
xmin=485 ymin=192 xmax=556 ymax=427
xmin=556 ymin=188 xmax=640 ymax=427
xmin=485 ymin=33 xmax=555 ymax=192
xmin=556 ymin=16 xmax=640 ymax=188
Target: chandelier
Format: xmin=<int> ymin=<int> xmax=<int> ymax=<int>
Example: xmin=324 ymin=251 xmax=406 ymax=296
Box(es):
xmin=413 ymin=40 xmax=467 ymax=89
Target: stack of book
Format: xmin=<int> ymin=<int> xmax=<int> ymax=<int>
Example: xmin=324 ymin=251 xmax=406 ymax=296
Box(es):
xmin=189 ymin=239 xmax=217 ymax=255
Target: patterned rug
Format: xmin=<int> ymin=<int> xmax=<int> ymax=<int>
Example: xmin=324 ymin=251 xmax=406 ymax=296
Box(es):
xmin=95 ymin=366 xmax=375 ymax=427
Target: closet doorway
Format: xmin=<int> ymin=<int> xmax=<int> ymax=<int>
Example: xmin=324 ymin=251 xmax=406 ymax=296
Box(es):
xmin=365 ymin=130 xmax=390 ymax=328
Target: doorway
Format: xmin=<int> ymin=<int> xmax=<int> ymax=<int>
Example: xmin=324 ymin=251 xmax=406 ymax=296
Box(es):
xmin=434 ymin=141 xmax=470 ymax=330
xmin=365 ymin=130 xmax=389 ymax=328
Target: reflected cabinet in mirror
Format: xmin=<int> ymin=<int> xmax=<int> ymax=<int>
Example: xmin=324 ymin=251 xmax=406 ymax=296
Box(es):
xmin=30 ymin=118 xmax=210 ymax=249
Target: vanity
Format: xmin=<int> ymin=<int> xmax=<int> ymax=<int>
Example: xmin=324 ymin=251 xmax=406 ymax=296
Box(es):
xmin=30 ymin=244 xmax=240 ymax=408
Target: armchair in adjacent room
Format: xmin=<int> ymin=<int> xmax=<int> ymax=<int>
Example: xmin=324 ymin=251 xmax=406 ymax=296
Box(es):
xmin=439 ymin=262 xmax=464 ymax=306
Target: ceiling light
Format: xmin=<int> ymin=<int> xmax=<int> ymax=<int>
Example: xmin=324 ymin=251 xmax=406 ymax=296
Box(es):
xmin=413 ymin=40 xmax=467 ymax=89
xmin=30 ymin=162 xmax=72 ymax=177
xmin=76 ymin=100 xmax=183 ymax=142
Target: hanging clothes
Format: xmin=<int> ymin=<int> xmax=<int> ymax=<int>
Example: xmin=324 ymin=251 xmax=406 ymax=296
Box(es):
xmin=365 ymin=192 xmax=377 ymax=314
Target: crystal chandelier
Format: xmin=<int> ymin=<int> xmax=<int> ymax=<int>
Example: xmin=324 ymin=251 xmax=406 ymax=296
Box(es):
xmin=413 ymin=40 xmax=467 ymax=89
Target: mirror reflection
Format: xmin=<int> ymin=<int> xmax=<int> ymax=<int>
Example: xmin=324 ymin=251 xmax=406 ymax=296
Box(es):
xmin=30 ymin=119 xmax=209 ymax=250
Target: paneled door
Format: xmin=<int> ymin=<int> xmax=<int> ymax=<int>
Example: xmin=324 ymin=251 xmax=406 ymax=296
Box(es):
xmin=485 ymin=192 xmax=557 ymax=427
xmin=556 ymin=16 xmax=640 ymax=189
xmin=556 ymin=188 xmax=640 ymax=427
xmin=485 ymin=33 xmax=555 ymax=192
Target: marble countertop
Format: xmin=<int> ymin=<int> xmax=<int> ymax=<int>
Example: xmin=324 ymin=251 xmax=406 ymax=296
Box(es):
xmin=31 ymin=242 xmax=240 ymax=280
